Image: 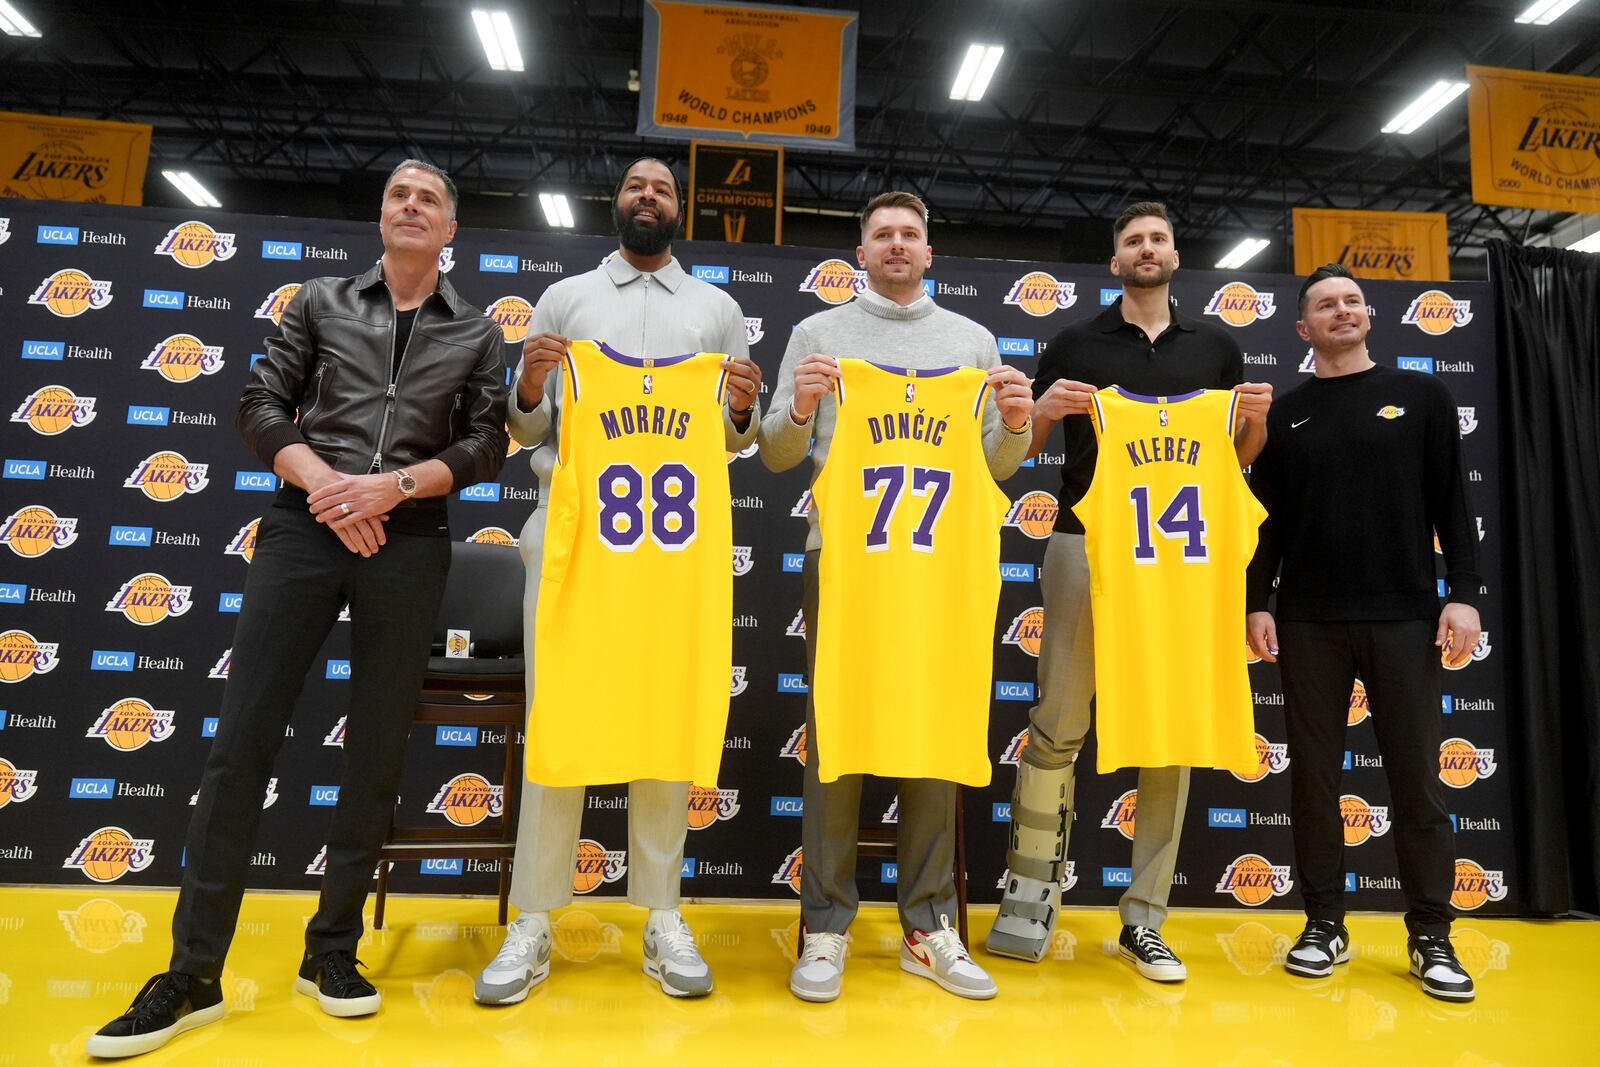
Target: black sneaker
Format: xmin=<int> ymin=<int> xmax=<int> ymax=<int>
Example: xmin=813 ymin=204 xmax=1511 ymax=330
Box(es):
xmin=295 ymin=950 xmax=382 ymax=1017
xmin=1119 ymin=925 xmax=1187 ymax=981
xmin=85 ymin=971 xmax=224 ymax=1058
xmin=1286 ymin=919 xmax=1352 ymax=978
xmin=1408 ymin=934 xmax=1475 ymax=1001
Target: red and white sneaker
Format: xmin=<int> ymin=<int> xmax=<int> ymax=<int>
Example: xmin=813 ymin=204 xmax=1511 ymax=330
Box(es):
xmin=901 ymin=916 xmax=998 ymax=999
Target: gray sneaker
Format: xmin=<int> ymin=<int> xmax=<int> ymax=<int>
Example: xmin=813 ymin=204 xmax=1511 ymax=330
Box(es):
xmin=474 ymin=915 xmax=551 ymax=1005
xmin=790 ymin=930 xmax=848 ymax=1003
xmin=642 ymin=910 xmax=713 ymax=997
xmin=901 ymin=916 xmax=998 ymax=999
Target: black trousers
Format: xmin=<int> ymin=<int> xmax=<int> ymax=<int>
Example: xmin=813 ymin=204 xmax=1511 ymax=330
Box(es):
xmin=170 ymin=503 xmax=449 ymax=977
xmin=1278 ymin=619 xmax=1456 ymax=937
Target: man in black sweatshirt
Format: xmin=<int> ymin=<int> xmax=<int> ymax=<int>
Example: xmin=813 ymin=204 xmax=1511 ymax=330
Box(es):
xmin=1246 ymin=263 xmax=1482 ymax=1002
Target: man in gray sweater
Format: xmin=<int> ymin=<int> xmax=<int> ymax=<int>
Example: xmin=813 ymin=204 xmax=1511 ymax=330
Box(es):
xmin=760 ymin=191 xmax=1033 ymax=1002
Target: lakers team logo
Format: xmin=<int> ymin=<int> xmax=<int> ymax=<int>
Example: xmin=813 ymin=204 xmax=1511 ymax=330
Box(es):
xmin=0 ymin=757 xmax=39 ymax=807
xmin=1002 ymin=607 xmax=1046 ymax=657
xmin=224 ymin=519 xmax=260 ymax=563
xmin=772 ymin=847 xmax=804 ymax=895
xmin=1246 ymin=642 xmax=1262 ymax=665
xmin=154 ymin=221 xmax=237 ymax=268
xmin=28 ymin=268 xmax=114 ymax=317
xmin=799 ymin=258 xmax=867 ymax=304
xmin=1458 ymin=407 xmax=1478 ymax=435
xmin=726 ymin=441 xmax=757 ymax=463
xmin=425 ymin=773 xmax=504 ymax=827
xmin=686 ymin=786 xmax=741 ymax=829
xmin=1101 ymin=789 xmax=1137 ymax=841
xmin=1376 ymin=405 xmax=1406 ymax=420
xmin=745 ymin=317 xmax=765 ymax=345
xmin=882 ymin=796 xmax=899 ymax=824
xmin=1005 ymin=491 xmax=1059 ymax=539
xmin=438 ymin=247 xmax=455 ymax=273
xmin=1204 ymin=282 xmax=1276 ymax=327
xmin=1215 ymin=854 xmax=1294 ymax=906
xmin=1402 ymin=290 xmax=1473 ymax=334
xmin=779 ymin=723 xmax=807 ymax=766
xmin=64 ymin=827 xmax=155 ymax=883
xmin=733 ymin=545 xmax=754 ymax=575
xmin=1348 ymin=678 xmax=1370 ymax=725
xmin=11 ymin=384 xmax=97 ymax=436
xmin=1451 ymin=859 xmax=1507 ymax=911
xmin=572 ymin=838 xmax=628 ymax=894
xmin=56 ymin=898 xmax=148 ymax=953
xmin=1215 ymin=921 xmax=1293 ymax=977
xmin=552 ymin=911 xmax=623 ymax=963
xmin=253 ymin=283 xmax=302 ymax=326
xmin=0 ymin=629 xmax=59 ymax=683
xmin=305 ymin=846 xmax=328 ymax=876
xmin=106 ymin=573 xmax=193 ymax=625
xmin=141 ymin=334 xmax=225 ymax=382
xmin=1230 ymin=733 xmax=1290 ymax=783
xmin=786 ymin=610 xmax=806 ymax=637
xmin=1003 ymin=272 xmax=1077 ymax=316
xmin=1439 ymin=738 xmax=1497 ymax=788
xmin=323 ymin=716 xmax=347 ymax=747
xmin=125 ymin=451 xmax=210 ymax=502
xmin=999 ymin=728 xmax=1030 ymax=766
xmin=1442 ymin=631 xmax=1492 ymax=670
xmin=486 ymin=295 xmax=534 ymax=344
xmin=87 ymin=698 xmax=177 ymax=751
xmin=730 ymin=665 xmax=747 ymax=696
xmin=1340 ymin=794 xmax=1391 ymax=846
xmin=1 ymin=505 xmax=79 ymax=557
xmin=466 ymin=526 xmax=518 ymax=547
xmin=791 ymin=490 xmax=814 ymax=517
xmin=208 ymin=648 xmax=232 ymax=680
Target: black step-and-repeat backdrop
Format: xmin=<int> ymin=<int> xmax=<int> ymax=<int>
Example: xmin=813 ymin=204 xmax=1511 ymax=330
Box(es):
xmin=0 ymin=201 xmax=1517 ymax=917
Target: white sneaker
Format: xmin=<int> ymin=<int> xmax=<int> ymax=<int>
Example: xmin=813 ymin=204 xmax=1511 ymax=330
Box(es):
xmin=790 ymin=930 xmax=848 ymax=1002
xmin=901 ymin=916 xmax=998 ymax=999
xmin=643 ymin=910 xmax=713 ymax=997
xmin=474 ymin=915 xmax=551 ymax=1005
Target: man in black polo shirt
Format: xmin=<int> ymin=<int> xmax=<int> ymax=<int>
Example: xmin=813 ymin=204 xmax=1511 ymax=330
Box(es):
xmin=987 ymin=201 xmax=1272 ymax=978
xmin=1245 ymin=263 xmax=1480 ymax=1001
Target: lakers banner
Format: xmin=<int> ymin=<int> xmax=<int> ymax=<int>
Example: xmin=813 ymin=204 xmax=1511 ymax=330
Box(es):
xmin=0 ymin=112 xmax=153 ymax=206
xmin=1468 ymin=65 xmax=1600 ymax=213
xmin=1292 ymin=208 xmax=1450 ymax=282
xmin=688 ymin=141 xmax=783 ymax=243
xmin=637 ymin=1 xmax=857 ymax=151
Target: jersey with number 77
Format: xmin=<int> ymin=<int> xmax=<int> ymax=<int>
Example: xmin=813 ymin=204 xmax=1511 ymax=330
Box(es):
xmin=1076 ymin=386 xmax=1265 ymax=776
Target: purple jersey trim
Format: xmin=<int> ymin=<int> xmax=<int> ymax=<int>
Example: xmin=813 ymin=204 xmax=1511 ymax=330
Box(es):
xmin=864 ymin=360 xmax=961 ymax=377
xmin=595 ymin=340 xmax=698 ymax=368
xmin=1112 ymin=385 xmax=1207 ymax=404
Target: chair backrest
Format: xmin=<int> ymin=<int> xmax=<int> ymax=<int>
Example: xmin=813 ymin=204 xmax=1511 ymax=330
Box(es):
xmin=432 ymin=541 xmax=525 ymax=658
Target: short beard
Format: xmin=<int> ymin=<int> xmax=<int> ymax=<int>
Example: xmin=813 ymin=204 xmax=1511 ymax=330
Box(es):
xmin=613 ymin=202 xmax=679 ymax=256
xmin=1122 ymin=261 xmax=1175 ymax=289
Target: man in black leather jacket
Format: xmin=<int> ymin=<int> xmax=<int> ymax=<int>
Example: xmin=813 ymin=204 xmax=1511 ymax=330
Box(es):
xmin=88 ymin=160 xmax=507 ymax=1059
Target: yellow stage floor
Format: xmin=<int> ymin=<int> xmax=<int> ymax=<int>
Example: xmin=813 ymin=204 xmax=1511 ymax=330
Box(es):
xmin=0 ymin=886 xmax=1585 ymax=1065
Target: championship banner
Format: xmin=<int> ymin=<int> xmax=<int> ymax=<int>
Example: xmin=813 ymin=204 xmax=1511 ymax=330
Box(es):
xmin=1467 ymin=65 xmax=1600 ymax=214
xmin=1292 ymin=208 xmax=1450 ymax=281
xmin=688 ymin=141 xmax=783 ymax=243
xmin=0 ymin=112 xmax=153 ymax=206
xmin=637 ymin=0 xmax=857 ymax=152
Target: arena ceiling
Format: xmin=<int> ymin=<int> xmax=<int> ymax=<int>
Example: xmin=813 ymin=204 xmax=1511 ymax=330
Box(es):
xmin=5 ymin=0 xmax=1598 ymax=274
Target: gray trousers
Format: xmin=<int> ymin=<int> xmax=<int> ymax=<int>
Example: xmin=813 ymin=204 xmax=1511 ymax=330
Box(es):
xmin=800 ymin=550 xmax=958 ymax=936
xmin=1025 ymin=532 xmax=1189 ymax=929
xmin=506 ymin=503 xmax=688 ymax=913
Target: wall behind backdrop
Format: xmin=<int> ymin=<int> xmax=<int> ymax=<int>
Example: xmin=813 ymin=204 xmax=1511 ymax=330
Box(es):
xmin=0 ymin=201 xmax=1517 ymax=919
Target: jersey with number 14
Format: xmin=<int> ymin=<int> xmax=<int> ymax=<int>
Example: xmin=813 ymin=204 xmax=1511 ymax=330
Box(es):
xmin=528 ymin=340 xmax=733 ymax=788
xmin=1074 ymin=387 xmax=1265 ymax=776
xmin=813 ymin=360 xmax=1009 ymax=786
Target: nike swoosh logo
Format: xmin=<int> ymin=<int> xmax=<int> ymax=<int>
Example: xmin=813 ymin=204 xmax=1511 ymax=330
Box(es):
xmin=1292 ymin=418 xmax=1311 ymax=429
xmin=909 ymin=941 xmax=933 ymax=967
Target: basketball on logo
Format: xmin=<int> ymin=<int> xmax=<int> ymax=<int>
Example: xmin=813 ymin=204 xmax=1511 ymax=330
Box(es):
xmin=1339 ymin=794 xmax=1391 ymax=846
xmin=1402 ymin=290 xmax=1472 ymax=335
xmin=1245 ymin=641 xmax=1261 ymax=665
xmin=1451 ymin=859 xmax=1507 ymax=911
xmin=467 ymin=526 xmax=518 ymax=547
xmin=486 ymin=296 xmax=534 ymax=344
xmin=1101 ymin=789 xmax=1137 ymax=840
xmin=1003 ymin=607 xmax=1046 ymax=657
xmin=1216 ymin=921 xmax=1289 ymax=977
xmin=571 ymin=838 xmax=627 ymax=894
xmin=125 ymin=451 xmax=209 ymax=502
xmin=155 ymin=221 xmax=237 ymax=268
xmin=12 ymin=384 xmax=97 ymax=435
xmin=1 ymin=505 xmax=78 ymax=557
xmin=1216 ymin=854 xmax=1292 ymax=906
xmin=0 ymin=629 xmax=59 ymax=683
xmin=1005 ymin=491 xmax=1059 ymax=539
xmin=59 ymin=898 xmax=147 ymax=953
xmin=771 ymin=847 xmax=804 ymax=895
xmin=1230 ymin=732 xmax=1288 ymax=783
xmin=65 ymin=827 xmax=155 ymax=883
xmin=686 ymin=786 xmax=741 ymax=829
xmin=1003 ymin=272 xmax=1076 ymax=317
xmin=1348 ymin=678 xmax=1370 ymax=725
xmin=142 ymin=334 xmax=224 ymax=383
xmin=999 ymin=728 xmax=1031 ymax=766
xmin=780 ymin=723 xmax=808 ymax=766
xmin=799 ymin=259 xmax=865 ymax=304
xmin=552 ymin=910 xmax=621 ymax=963
xmin=1439 ymin=738 xmax=1495 ymax=788
xmin=106 ymin=573 xmax=192 ymax=625
xmin=28 ymin=268 xmax=113 ymax=317
xmin=1204 ymin=282 xmax=1276 ymax=327
xmin=0 ymin=757 xmax=39 ymax=807
xmin=88 ymin=698 xmax=176 ymax=751
xmin=426 ymin=773 xmax=503 ymax=827
xmin=253 ymin=283 xmax=302 ymax=325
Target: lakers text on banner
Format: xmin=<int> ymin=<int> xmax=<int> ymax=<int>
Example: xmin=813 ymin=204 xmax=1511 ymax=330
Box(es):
xmin=0 ymin=111 xmax=153 ymax=206
xmin=637 ymin=0 xmax=858 ymax=151
xmin=688 ymin=141 xmax=783 ymax=243
xmin=1291 ymin=208 xmax=1450 ymax=282
xmin=1467 ymin=65 xmax=1600 ymax=214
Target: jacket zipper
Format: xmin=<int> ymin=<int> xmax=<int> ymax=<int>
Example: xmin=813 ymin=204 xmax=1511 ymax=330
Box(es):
xmin=303 ymin=362 xmax=329 ymax=422
xmin=370 ymin=296 xmax=418 ymax=472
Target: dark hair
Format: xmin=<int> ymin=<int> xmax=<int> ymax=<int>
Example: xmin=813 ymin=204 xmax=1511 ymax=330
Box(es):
xmin=385 ymin=159 xmax=458 ymax=219
xmin=1297 ymin=262 xmax=1358 ymax=317
xmin=861 ymin=191 xmax=930 ymax=236
xmin=616 ymin=157 xmax=681 ymax=203
xmin=1113 ymin=201 xmax=1172 ymax=245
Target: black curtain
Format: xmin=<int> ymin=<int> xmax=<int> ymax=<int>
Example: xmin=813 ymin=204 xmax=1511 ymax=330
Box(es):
xmin=1487 ymin=239 xmax=1600 ymax=916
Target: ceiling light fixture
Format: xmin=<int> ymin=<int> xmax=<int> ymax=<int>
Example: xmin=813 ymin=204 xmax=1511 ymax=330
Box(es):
xmin=538 ymin=192 xmax=575 ymax=229
xmin=1216 ymin=237 xmax=1271 ymax=270
xmin=1515 ymin=1 xmax=1584 ymax=25
xmin=471 ymin=9 xmax=524 ymax=72
xmin=162 ymin=170 xmax=222 ymax=209
xmin=950 ymin=44 xmax=1004 ymax=102
xmin=1381 ymin=80 xmax=1469 ymax=135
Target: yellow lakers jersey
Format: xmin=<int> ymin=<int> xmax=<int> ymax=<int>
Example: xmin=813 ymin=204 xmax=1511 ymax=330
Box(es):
xmin=1073 ymin=387 xmax=1264 ymax=775
xmin=528 ymin=340 xmax=733 ymax=787
xmin=812 ymin=360 xmax=1009 ymax=786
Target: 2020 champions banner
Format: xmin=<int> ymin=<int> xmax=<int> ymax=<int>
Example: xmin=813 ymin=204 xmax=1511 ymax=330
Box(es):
xmin=0 ymin=200 xmax=1515 ymax=918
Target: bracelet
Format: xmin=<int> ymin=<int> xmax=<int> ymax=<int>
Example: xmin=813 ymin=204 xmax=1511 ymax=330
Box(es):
xmin=729 ymin=402 xmax=753 ymax=416
xmin=789 ymin=402 xmax=813 ymax=426
xmin=1004 ymin=415 xmax=1032 ymax=435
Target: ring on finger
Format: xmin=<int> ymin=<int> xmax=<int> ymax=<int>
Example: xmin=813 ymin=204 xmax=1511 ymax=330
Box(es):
xmin=340 ymin=502 xmax=351 ymax=515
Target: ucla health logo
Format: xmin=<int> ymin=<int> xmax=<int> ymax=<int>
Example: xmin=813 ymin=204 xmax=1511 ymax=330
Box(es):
xmin=11 ymin=385 xmax=97 ymax=435
xmin=225 ymin=519 xmax=260 ymax=563
xmin=479 ymin=252 xmax=518 ymax=273
xmin=261 ymin=239 xmax=302 ymax=260
xmin=2 ymin=505 xmax=79 ymax=557
xmin=1204 ymin=283 xmax=1276 ymax=327
xmin=998 ymin=337 xmax=1036 ymax=356
xmin=141 ymin=334 xmax=224 ymax=383
xmin=1402 ymin=290 xmax=1473 ymax=335
xmin=691 ymin=264 xmax=730 ymax=284
xmin=154 ymin=222 xmax=237 ymax=268
xmin=0 ymin=757 xmax=40 ymax=807
xmin=87 ymin=698 xmax=176 ymax=751
xmin=253 ymin=283 xmax=302 ymax=326
xmin=0 ymin=629 xmax=59 ymax=683
xmin=28 ymin=269 xmax=114 ymax=317
xmin=425 ymin=773 xmax=504 ymax=827
xmin=125 ymin=451 xmax=209 ymax=502
xmin=106 ymin=573 xmax=193 ymax=625
xmin=1003 ymin=272 xmax=1076 ymax=316
xmin=799 ymin=259 xmax=867 ymax=304
xmin=64 ymin=827 xmax=155 ymax=883
xmin=744 ymin=318 xmax=765 ymax=345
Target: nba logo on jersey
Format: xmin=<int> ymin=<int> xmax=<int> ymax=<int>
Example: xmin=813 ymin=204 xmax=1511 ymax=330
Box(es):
xmin=643 ymin=373 xmax=653 ymax=395
xmin=1159 ymin=409 xmax=1169 ymax=426
xmin=905 ymin=382 xmax=915 ymax=403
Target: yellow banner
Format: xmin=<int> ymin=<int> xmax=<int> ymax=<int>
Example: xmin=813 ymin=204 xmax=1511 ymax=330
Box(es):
xmin=1292 ymin=208 xmax=1451 ymax=281
xmin=639 ymin=1 xmax=858 ymax=151
xmin=0 ymin=112 xmax=153 ymax=205
xmin=1468 ymin=65 xmax=1600 ymax=214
